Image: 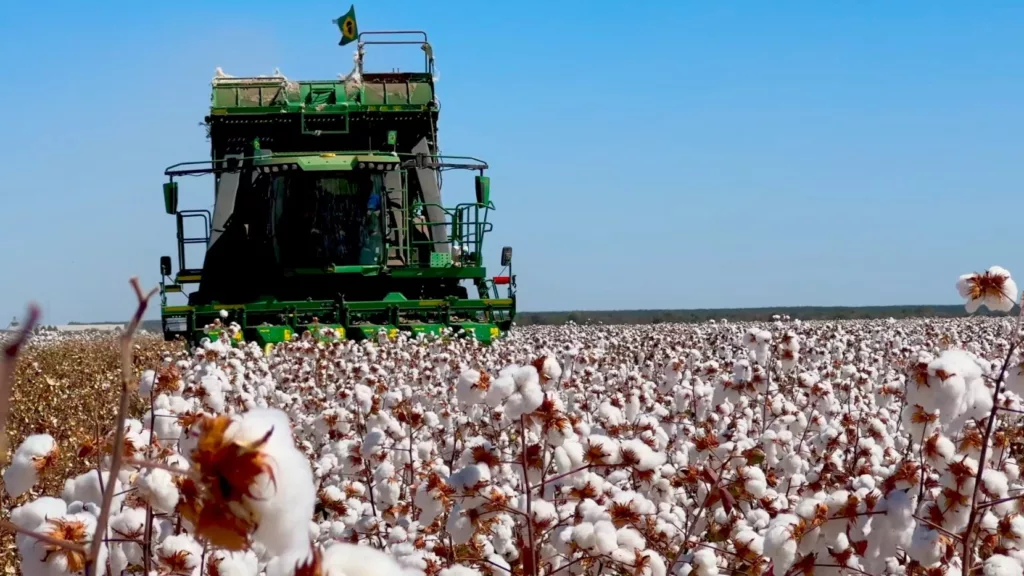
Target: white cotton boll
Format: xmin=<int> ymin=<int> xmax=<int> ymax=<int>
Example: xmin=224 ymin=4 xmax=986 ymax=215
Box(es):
xmin=984 ymin=554 xmax=1024 ymax=576
xmin=139 ymin=369 xmax=157 ymax=397
xmin=10 ymin=496 xmax=67 ymax=535
xmin=225 ymin=408 xmax=317 ymax=556
xmin=908 ymin=525 xmax=943 ymax=567
xmin=532 ymin=499 xmax=558 ymax=527
xmin=446 ymin=505 xmax=475 ymax=545
xmin=135 ymin=467 xmax=180 ymax=514
xmin=740 ymin=466 xmax=768 ymax=499
xmin=572 ymin=521 xmax=596 ymax=549
xmin=20 ymin=511 xmax=106 ymax=576
xmin=148 ymin=408 xmax=184 ymax=442
xmin=983 ymin=469 xmax=1010 ymax=500
xmin=157 ymin=534 xmax=204 ymax=575
xmin=456 ymin=369 xmax=488 ymax=405
xmin=62 ymin=469 xmax=124 ymax=509
xmin=764 ymin=514 xmax=800 ymax=575
xmin=353 ymin=384 xmax=374 ymax=414
xmin=200 ymin=374 xmax=228 ymax=412
xmin=3 ymin=433 xmax=57 ymax=498
xmin=110 ymin=508 xmax=147 ymax=566
xmin=691 ymin=548 xmax=719 ymax=576
xmin=1005 ymin=460 xmax=1021 ymax=482
xmin=316 ymin=542 xmax=410 ymax=576
xmin=208 ymin=549 xmax=260 ymax=576
xmin=594 ymin=521 xmax=618 ymax=555
xmin=485 ymin=375 xmax=516 ymax=407
xmin=957 ymin=266 xmax=1018 ymax=313
xmin=617 ymin=527 xmax=647 ymax=552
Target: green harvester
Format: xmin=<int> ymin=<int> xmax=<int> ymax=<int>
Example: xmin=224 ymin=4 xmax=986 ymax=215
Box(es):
xmin=158 ymin=24 xmax=516 ymax=348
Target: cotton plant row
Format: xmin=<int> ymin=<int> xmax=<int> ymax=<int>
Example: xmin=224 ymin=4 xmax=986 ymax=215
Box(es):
xmin=4 ymin=268 xmax=1024 ymax=576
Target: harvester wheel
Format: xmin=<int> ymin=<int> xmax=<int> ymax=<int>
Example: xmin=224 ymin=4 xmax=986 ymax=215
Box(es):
xmin=264 ymin=343 xmax=275 ymax=357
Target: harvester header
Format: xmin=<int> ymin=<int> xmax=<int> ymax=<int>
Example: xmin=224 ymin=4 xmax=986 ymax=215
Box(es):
xmin=157 ymin=21 xmax=516 ymax=348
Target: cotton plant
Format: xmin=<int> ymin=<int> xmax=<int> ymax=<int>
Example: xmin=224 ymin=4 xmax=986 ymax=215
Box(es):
xmin=8 ymin=267 xmax=1024 ymax=575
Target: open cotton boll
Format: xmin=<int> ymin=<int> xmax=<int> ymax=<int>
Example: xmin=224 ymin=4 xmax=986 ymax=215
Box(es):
xmin=62 ymin=469 xmax=124 ymax=509
xmin=188 ymin=408 xmax=316 ymax=557
xmin=109 ymin=508 xmax=148 ymax=566
xmin=691 ymin=548 xmax=719 ymax=576
xmin=984 ymin=555 xmax=1024 ymax=576
xmin=136 ymin=466 xmax=180 ymax=514
xmin=19 ymin=511 xmax=106 ymax=576
xmin=156 ymin=534 xmax=204 ymax=576
xmin=304 ymin=542 xmax=408 ymax=576
xmin=957 ymin=266 xmax=1018 ymax=313
xmin=10 ymin=496 xmax=67 ymax=534
xmin=456 ymin=369 xmax=488 ymax=405
xmin=139 ymin=369 xmax=157 ymax=397
xmin=764 ymin=514 xmax=801 ymax=575
xmin=3 ymin=433 xmax=58 ymax=498
xmin=207 ymin=550 xmax=260 ymax=576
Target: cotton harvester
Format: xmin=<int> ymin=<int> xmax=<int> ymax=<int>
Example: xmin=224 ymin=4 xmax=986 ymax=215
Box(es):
xmin=157 ymin=18 xmax=516 ymax=347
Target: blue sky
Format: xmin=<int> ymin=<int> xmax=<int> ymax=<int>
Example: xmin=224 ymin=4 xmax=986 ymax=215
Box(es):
xmin=1 ymin=1 xmax=1023 ymax=323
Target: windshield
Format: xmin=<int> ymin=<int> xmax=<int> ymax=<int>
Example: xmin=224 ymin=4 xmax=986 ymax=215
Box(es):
xmin=252 ymin=171 xmax=385 ymax=268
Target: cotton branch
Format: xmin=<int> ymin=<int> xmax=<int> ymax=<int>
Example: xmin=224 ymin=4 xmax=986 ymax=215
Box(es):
xmin=0 ymin=303 xmax=41 ymax=465
xmin=85 ymin=277 xmax=157 ymax=576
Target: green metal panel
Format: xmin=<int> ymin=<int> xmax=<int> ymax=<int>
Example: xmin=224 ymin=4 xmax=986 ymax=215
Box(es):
xmin=385 ymin=83 xmax=409 ymax=105
xmin=408 ymin=83 xmax=432 ymax=105
xmin=362 ymin=83 xmax=386 ymax=105
xmin=430 ymin=252 xmax=452 ymax=268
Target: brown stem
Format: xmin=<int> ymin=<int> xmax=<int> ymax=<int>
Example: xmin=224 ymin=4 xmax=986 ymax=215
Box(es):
xmin=520 ymin=416 xmax=537 ymax=576
xmin=85 ymin=278 xmax=157 ymax=576
xmin=0 ymin=303 xmax=41 ymax=462
xmin=962 ymin=340 xmax=1017 ymax=569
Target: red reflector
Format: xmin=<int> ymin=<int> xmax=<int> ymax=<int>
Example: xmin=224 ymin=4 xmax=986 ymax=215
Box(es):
xmin=493 ymin=276 xmax=511 ymax=285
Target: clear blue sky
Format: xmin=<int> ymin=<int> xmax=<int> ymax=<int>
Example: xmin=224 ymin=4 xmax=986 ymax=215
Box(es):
xmin=1 ymin=1 xmax=1023 ymax=324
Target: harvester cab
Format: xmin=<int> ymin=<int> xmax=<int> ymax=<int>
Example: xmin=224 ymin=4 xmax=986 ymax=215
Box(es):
xmin=157 ymin=29 xmax=516 ymax=347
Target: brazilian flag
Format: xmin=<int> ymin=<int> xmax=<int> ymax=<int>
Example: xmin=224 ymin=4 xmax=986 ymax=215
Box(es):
xmin=334 ymin=5 xmax=359 ymax=46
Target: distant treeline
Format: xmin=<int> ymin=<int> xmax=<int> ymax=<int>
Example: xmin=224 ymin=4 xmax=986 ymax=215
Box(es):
xmin=512 ymin=304 xmax=1014 ymax=326
xmin=115 ymin=303 xmax=1013 ymax=332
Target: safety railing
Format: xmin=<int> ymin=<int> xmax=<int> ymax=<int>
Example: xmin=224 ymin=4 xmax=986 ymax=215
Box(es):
xmin=176 ymin=210 xmax=211 ymax=273
xmin=404 ymin=201 xmax=493 ymax=267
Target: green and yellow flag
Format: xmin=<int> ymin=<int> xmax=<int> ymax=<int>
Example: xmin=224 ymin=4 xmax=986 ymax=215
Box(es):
xmin=333 ymin=5 xmax=359 ymax=46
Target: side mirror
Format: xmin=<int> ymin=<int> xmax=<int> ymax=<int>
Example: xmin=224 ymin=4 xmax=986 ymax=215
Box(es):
xmin=475 ymin=175 xmax=490 ymax=205
xmin=500 ymin=246 xmax=512 ymax=267
xmin=163 ymin=182 xmax=178 ymax=214
xmin=159 ymin=256 xmax=172 ymax=277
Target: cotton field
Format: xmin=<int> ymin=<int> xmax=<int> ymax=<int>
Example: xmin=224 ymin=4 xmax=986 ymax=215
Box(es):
xmin=3 ymin=267 xmax=1024 ymax=576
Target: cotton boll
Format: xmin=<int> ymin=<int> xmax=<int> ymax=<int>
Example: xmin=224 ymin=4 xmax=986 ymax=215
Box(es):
xmin=764 ymin=514 xmax=801 ymax=575
xmin=10 ymin=496 xmax=67 ymax=533
xmin=984 ymin=554 xmax=1024 ymax=576
xmin=154 ymin=534 xmax=204 ymax=575
xmin=135 ymin=467 xmax=180 ymax=514
xmin=208 ymin=549 xmax=260 ymax=576
xmin=456 ymin=369 xmax=488 ymax=405
xmin=20 ymin=511 xmax=106 ymax=576
xmin=62 ymin=469 xmax=124 ymax=510
xmin=691 ymin=548 xmax=719 ymax=576
xmin=189 ymin=409 xmax=316 ymax=557
xmin=316 ymin=542 xmax=408 ymax=576
xmin=3 ymin=434 xmax=58 ymax=498
xmin=957 ymin=266 xmax=1018 ymax=313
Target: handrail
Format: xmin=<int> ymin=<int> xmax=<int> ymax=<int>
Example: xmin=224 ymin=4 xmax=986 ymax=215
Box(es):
xmin=356 ymin=31 xmax=433 ymax=75
xmin=165 ymin=151 xmax=488 ymax=177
